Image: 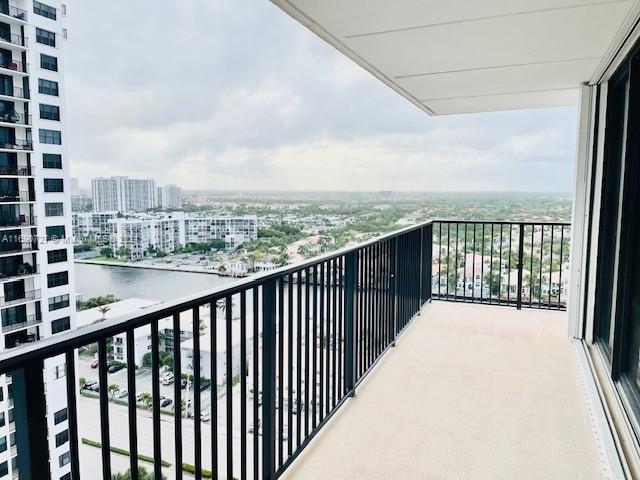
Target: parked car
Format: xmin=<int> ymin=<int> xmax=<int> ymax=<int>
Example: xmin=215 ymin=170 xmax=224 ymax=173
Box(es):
xmin=82 ymin=380 xmax=98 ymax=391
xmin=161 ymin=373 xmax=174 ymax=385
xmin=200 ymin=412 xmax=210 ymax=422
xmin=115 ymin=390 xmax=128 ymax=399
xmin=90 ymin=359 xmax=99 ymax=369
xmin=199 ymin=380 xmax=211 ymax=391
xmin=159 ymin=398 xmax=173 ymax=408
xmin=107 ymin=363 xmax=125 ymax=374
xmin=180 ymin=379 xmax=189 ymax=389
xmin=85 ymin=381 xmax=99 ymax=392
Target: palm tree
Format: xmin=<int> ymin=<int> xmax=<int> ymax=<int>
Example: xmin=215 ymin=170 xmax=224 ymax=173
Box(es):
xmin=138 ymin=392 xmax=152 ymax=409
xmin=108 ymin=384 xmax=119 ymax=399
xmin=98 ymin=305 xmax=111 ymax=320
xmin=79 ymin=377 xmax=86 ymax=389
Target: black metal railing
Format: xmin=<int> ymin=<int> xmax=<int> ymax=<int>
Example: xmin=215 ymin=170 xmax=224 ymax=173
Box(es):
xmin=0 ymin=221 xmax=432 ymax=480
xmin=1 ymin=313 xmax=41 ymax=333
xmin=432 ymin=220 xmax=571 ymax=310
xmin=0 ymin=219 xmax=571 ymax=479
xmin=0 ymin=214 xmax=36 ymax=227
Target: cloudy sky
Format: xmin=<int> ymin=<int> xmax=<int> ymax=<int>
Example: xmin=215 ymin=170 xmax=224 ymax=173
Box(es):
xmin=65 ymin=0 xmax=578 ymax=192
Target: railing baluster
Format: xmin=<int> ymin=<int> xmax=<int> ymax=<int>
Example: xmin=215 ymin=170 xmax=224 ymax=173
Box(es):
xmin=296 ymin=271 xmax=302 ymax=445
xmin=277 ymin=283 xmax=284 ymax=468
xmin=151 ymin=320 xmax=163 ymax=480
xmin=209 ymin=303 xmax=218 ymax=479
xmin=172 ymin=314 xmax=182 ymax=480
xmin=549 ymin=226 xmax=554 ymax=309
xmin=192 ymin=308 xmax=202 ymax=480
xmin=304 ymin=267 xmax=311 ymax=436
xmin=517 ymin=224 xmax=525 ymax=310
xmin=226 ymin=295 xmax=234 ymax=479
xmin=240 ymin=291 xmax=247 ymax=479
xmin=261 ymin=280 xmax=277 ymax=480
xmin=65 ymin=351 xmax=81 ymax=480
xmin=126 ymin=329 xmax=139 ymax=480
xmin=312 ymin=266 xmax=318 ymax=429
xmin=252 ymin=288 xmax=259 ymax=480
xmin=98 ymin=338 xmax=111 ymax=480
xmin=287 ymin=273 xmax=294 ymax=456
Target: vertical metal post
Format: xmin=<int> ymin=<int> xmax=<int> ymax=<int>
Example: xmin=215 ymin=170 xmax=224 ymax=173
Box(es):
xmin=390 ymin=236 xmax=398 ymax=344
xmin=344 ymin=251 xmax=357 ymax=396
xmin=262 ymin=280 xmax=277 ymax=480
xmin=12 ymin=360 xmax=50 ymax=480
xmin=424 ymin=224 xmax=433 ymax=303
xmin=517 ymin=224 xmax=525 ymax=310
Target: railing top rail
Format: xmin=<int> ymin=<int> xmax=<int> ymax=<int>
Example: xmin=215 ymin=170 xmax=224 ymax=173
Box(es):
xmin=432 ymin=219 xmax=571 ymax=226
xmin=0 ymin=219 xmax=435 ymax=373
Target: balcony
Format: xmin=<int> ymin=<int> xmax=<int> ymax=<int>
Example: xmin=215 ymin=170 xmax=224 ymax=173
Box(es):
xmin=0 ymin=112 xmax=31 ymax=127
xmin=1 ymin=314 xmax=41 ymax=334
xmin=0 ymin=58 xmax=27 ymax=74
xmin=0 ymin=139 xmax=32 ymax=151
xmin=0 ymin=86 xmax=28 ymax=101
xmin=0 ymin=5 xmax=28 ymax=24
xmin=0 ymin=240 xmax=38 ymax=257
xmin=0 ymin=191 xmax=34 ymax=203
xmin=0 ymin=32 xmax=27 ymax=49
xmin=0 ymin=219 xmax=607 ymax=480
xmin=0 ymin=164 xmax=32 ymax=176
xmin=0 ymin=289 xmax=40 ymax=309
xmin=0 ymin=262 xmax=38 ymax=282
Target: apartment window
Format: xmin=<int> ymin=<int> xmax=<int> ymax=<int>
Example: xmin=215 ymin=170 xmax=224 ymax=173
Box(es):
xmin=48 ymin=248 xmax=67 ymax=264
xmin=60 ymin=474 xmax=71 ymax=480
xmin=0 ymin=436 xmax=5 ymax=454
xmin=47 ymin=271 xmax=68 ymax=288
xmin=0 ymin=413 xmax=4 ymax=429
xmin=43 ymin=153 xmax=62 ymax=168
xmin=40 ymin=103 xmax=60 ymax=121
xmin=46 ymin=225 xmax=65 ymax=240
xmin=49 ymin=294 xmax=70 ymax=311
xmin=38 ymin=78 xmax=59 ymax=96
xmin=46 ymin=202 xmax=64 ymax=217
xmin=36 ymin=28 xmax=56 ymax=47
xmin=55 ymin=430 xmax=68 ymax=447
xmin=58 ymin=452 xmax=70 ymax=468
xmin=34 ymin=1 xmax=57 ymax=20
xmin=0 ymin=461 xmax=6 ymax=477
xmin=40 ymin=53 xmax=58 ymax=72
xmin=44 ymin=178 xmax=63 ymax=192
xmin=54 ymin=408 xmax=67 ymax=425
xmin=39 ymin=129 xmax=62 ymax=145
xmin=51 ymin=316 xmax=70 ymax=334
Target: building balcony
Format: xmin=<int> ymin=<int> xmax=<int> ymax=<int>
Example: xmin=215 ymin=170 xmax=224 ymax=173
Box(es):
xmin=0 ymin=139 xmax=32 ymax=151
xmin=0 ymin=241 xmax=38 ymax=257
xmin=1 ymin=314 xmax=41 ymax=334
xmin=0 ymin=32 xmax=27 ymax=49
xmin=0 ymin=164 xmax=32 ymax=176
xmin=0 ymin=219 xmax=607 ymax=480
xmin=0 ymin=58 xmax=27 ymax=74
xmin=0 ymin=262 xmax=38 ymax=282
xmin=0 ymin=112 xmax=31 ymax=127
xmin=0 ymin=289 xmax=40 ymax=309
xmin=0 ymin=5 xmax=28 ymax=24
xmin=0 ymin=86 xmax=28 ymax=101
xmin=0 ymin=190 xmax=34 ymax=203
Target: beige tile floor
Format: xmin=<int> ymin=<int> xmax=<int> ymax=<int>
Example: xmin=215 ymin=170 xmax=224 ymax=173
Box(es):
xmin=281 ymin=301 xmax=602 ymax=480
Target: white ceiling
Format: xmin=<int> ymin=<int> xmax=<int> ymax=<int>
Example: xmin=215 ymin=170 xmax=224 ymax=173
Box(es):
xmin=272 ymin=0 xmax=637 ymax=114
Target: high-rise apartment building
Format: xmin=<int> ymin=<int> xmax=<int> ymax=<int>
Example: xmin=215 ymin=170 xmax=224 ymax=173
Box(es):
xmin=0 ymin=2 xmax=73 ymax=479
xmin=157 ymin=184 xmax=181 ymax=209
xmin=91 ymin=176 xmax=156 ymax=212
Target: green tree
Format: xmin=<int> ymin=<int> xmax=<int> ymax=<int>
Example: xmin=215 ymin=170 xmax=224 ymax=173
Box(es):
xmin=108 ymin=384 xmax=119 ymax=399
xmin=79 ymin=377 xmax=86 ymax=389
xmin=138 ymin=392 xmax=152 ymax=409
xmin=100 ymin=247 xmax=113 ymax=258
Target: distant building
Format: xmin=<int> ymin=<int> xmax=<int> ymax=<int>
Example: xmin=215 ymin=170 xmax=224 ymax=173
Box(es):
xmin=74 ymin=212 xmax=258 ymax=260
xmin=70 ymin=177 xmax=80 ymax=194
xmin=157 ymin=184 xmax=182 ymax=209
xmin=91 ymin=176 xmax=156 ymax=212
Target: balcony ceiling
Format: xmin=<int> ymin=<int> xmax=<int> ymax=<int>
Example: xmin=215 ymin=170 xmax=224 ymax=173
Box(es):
xmin=272 ymin=0 xmax=637 ymax=114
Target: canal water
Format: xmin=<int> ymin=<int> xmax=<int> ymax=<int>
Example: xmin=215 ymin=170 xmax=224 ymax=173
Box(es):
xmin=74 ymin=263 xmax=235 ymax=302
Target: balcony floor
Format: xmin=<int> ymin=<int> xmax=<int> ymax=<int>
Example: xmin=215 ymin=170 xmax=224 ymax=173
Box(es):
xmin=282 ymin=301 xmax=601 ymax=480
